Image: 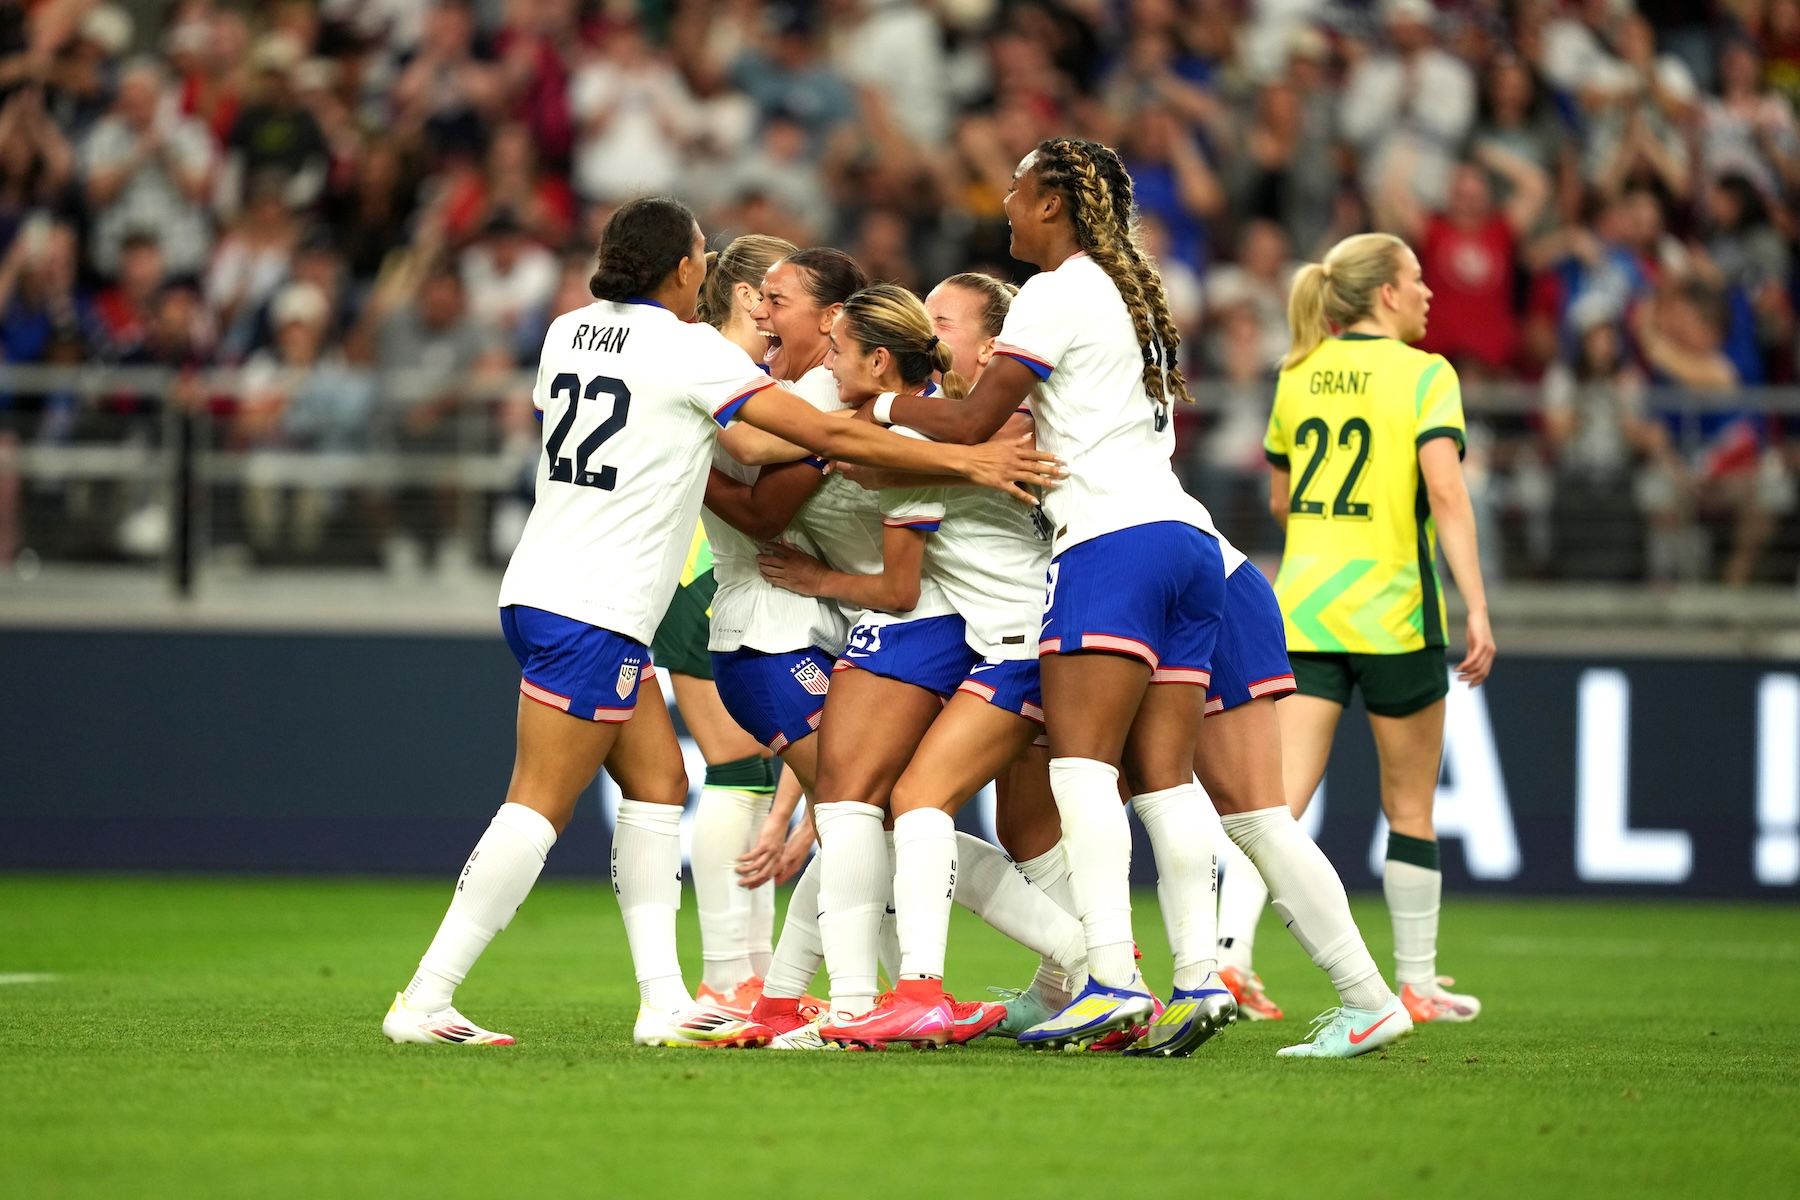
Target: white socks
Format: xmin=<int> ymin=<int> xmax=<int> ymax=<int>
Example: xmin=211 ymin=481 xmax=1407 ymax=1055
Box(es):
xmin=1215 ymin=830 xmax=1268 ymax=973
xmin=763 ymin=856 xmax=823 ymax=1000
xmin=1384 ymin=858 xmax=1442 ymax=989
xmin=1013 ymin=845 xmax=1077 ymax=999
xmin=748 ymin=878 xmax=775 ymax=978
xmin=1221 ymin=807 xmax=1389 ymax=1011
xmin=691 ymin=787 xmax=771 ymax=992
xmin=893 ymin=809 xmax=957 ymax=979
xmin=612 ymin=799 xmax=690 ymax=1011
xmin=814 ymin=800 xmax=888 ymax=1019
xmin=1133 ymin=783 xmax=1219 ymax=991
xmin=954 ymin=832 xmax=1087 ymax=980
xmin=405 ymin=802 xmax=557 ymax=1012
xmin=1047 ymin=757 xmax=1136 ymax=986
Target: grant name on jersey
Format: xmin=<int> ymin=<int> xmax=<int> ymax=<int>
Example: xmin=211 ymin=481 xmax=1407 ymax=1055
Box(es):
xmin=571 ymin=323 xmax=631 ymax=353
xmin=1309 ymin=369 xmax=1373 ymax=395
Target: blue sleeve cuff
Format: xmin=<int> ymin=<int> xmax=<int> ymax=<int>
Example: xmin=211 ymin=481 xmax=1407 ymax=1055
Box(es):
xmin=997 ymin=350 xmax=1053 ymax=382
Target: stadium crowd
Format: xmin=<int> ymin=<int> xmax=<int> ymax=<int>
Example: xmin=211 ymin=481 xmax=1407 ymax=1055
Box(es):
xmin=0 ymin=0 xmax=1797 ymax=582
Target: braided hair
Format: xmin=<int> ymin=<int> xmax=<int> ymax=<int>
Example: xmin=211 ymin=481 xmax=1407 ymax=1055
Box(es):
xmin=1027 ymin=137 xmax=1191 ymax=415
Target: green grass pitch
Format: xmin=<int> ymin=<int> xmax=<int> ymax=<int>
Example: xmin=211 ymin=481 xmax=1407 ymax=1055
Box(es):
xmin=1 ymin=875 xmax=1796 ymax=1200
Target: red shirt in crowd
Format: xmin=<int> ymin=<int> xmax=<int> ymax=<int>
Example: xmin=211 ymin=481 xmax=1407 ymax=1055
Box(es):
xmin=1418 ymin=212 xmax=1519 ymax=372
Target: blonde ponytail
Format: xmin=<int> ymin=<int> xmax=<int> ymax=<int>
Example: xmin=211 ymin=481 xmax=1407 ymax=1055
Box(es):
xmin=1281 ymin=233 xmax=1409 ymax=370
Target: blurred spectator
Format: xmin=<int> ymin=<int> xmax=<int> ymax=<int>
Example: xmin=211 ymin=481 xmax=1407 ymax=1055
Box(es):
xmin=706 ymin=112 xmax=831 ymax=240
xmin=459 ymin=212 xmax=557 ymax=338
xmin=1394 ymin=151 xmax=1548 ymax=376
xmin=1201 ymin=218 xmax=1293 ymax=373
xmin=1185 ymin=304 xmax=1279 ymax=548
xmin=328 ymin=141 xmax=417 ymax=283
xmin=1578 ymin=15 xmax=1697 ymax=197
xmin=1764 ymin=0 xmax=1800 ymax=111
xmin=1340 ymin=0 xmax=1477 ymax=212
xmin=727 ymin=6 xmax=856 ymax=145
xmin=1119 ymin=104 xmax=1224 ymax=272
xmin=166 ymin=9 xmax=245 ymax=144
xmin=1698 ymin=35 xmax=1800 ymax=199
xmin=80 ymin=57 xmax=214 ymax=279
xmin=0 ymin=217 xmax=89 ymax=367
xmin=850 ymin=208 xmax=922 ymax=295
xmin=0 ymin=85 xmax=74 ymax=250
xmin=570 ymin=22 xmax=699 ymax=205
xmin=222 ymin=34 xmax=329 ymax=212
xmin=832 ymin=0 xmax=950 ymax=147
xmin=237 ymin=281 xmax=376 ymax=556
xmin=1471 ymin=53 xmax=1571 ymax=227
xmin=391 ymin=0 xmax=502 ymax=157
xmin=205 ymin=174 xmax=300 ymax=358
xmin=491 ymin=0 xmax=577 ymax=167
xmin=91 ymin=228 xmax=163 ymax=359
xmin=478 ymin=120 xmax=576 ymax=250
xmin=1221 ymin=28 xmax=1338 ymax=260
xmin=1539 ymin=297 xmax=1679 ymax=580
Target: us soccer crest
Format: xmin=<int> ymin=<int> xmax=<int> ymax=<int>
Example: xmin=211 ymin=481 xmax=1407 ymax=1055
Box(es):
xmin=616 ymin=661 xmax=640 ymax=699
xmin=790 ymin=659 xmax=830 ymax=696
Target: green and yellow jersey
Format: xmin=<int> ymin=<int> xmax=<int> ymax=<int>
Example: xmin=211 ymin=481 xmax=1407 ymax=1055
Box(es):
xmin=1263 ymin=333 xmax=1465 ymax=654
xmin=676 ymin=520 xmax=715 ymax=600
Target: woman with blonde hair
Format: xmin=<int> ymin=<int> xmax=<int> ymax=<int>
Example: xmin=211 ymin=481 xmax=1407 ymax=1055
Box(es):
xmin=1217 ymin=231 xmax=1496 ymax=1029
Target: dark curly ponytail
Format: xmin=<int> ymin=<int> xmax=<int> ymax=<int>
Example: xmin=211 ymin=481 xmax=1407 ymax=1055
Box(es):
xmin=589 ymin=197 xmax=700 ymax=302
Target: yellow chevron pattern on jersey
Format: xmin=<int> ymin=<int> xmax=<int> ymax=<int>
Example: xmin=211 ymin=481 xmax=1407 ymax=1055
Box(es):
xmin=1264 ymin=334 xmax=1465 ymax=654
xmin=677 ymin=521 xmax=715 ymax=617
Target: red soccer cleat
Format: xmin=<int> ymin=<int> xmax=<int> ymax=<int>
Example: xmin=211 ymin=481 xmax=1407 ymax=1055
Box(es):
xmin=819 ymin=979 xmax=956 ymax=1050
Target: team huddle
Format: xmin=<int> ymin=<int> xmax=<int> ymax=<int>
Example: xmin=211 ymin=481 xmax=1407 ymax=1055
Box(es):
xmin=381 ymin=136 xmax=1496 ymax=1060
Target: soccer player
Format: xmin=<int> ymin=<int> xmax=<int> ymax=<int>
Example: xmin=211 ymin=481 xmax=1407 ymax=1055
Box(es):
xmin=753 ymin=284 xmax=1087 ymax=1048
xmin=379 ymin=197 xmax=1059 ymax=1048
xmin=1221 ymin=231 xmax=1496 ymax=1029
xmin=867 ymin=138 xmax=1237 ymax=1053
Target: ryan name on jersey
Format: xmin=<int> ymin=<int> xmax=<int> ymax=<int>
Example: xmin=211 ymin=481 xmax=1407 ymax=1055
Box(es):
xmin=569 ymin=322 xmax=631 ymax=354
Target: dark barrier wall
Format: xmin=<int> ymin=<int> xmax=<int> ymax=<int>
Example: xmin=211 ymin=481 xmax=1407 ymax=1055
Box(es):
xmin=2 ymin=628 xmax=1796 ymax=897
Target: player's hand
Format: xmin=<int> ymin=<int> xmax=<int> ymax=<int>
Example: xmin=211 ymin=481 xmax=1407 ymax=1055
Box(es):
xmin=774 ymin=820 xmax=816 ymax=885
xmin=959 ymin=435 xmax=1063 ymax=505
xmin=1457 ymin=608 xmax=1496 ymax=687
xmin=758 ymin=541 xmax=828 ymax=596
xmin=736 ymin=811 xmax=789 ymax=889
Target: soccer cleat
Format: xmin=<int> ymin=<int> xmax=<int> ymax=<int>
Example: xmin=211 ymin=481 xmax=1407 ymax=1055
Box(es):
xmin=696 ymin=975 xmax=765 ymax=1018
xmin=1089 ymin=991 xmax=1164 ymax=1053
xmin=1123 ymin=975 xmax=1236 ymax=1058
xmin=1276 ymin=994 xmax=1413 ymax=1059
xmin=1401 ymin=977 xmax=1482 ymax=1023
xmin=752 ymin=999 xmax=838 ymax=1051
xmin=820 ymin=981 xmax=955 ymax=1050
xmin=946 ymin=994 xmax=1008 ymax=1045
xmin=633 ymin=1002 xmax=771 ymax=1049
xmin=382 ymin=992 xmax=515 ymax=1046
xmin=1219 ymin=965 xmax=1284 ymax=1021
xmin=987 ymin=984 xmax=1067 ymax=1039
xmin=1017 ymin=977 xmax=1156 ymax=1052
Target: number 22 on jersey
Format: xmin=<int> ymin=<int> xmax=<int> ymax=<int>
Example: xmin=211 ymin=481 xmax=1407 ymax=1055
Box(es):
xmin=1289 ymin=416 xmax=1372 ymax=521
xmin=545 ymin=373 xmax=631 ymax=490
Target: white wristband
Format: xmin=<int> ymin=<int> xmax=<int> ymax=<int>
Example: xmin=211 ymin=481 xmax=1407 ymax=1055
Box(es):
xmin=871 ymin=391 xmax=897 ymax=426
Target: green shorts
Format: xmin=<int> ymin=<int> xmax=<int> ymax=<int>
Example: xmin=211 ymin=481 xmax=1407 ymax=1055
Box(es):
xmin=651 ymin=569 xmax=717 ymax=680
xmin=1289 ymin=647 xmax=1449 ymax=718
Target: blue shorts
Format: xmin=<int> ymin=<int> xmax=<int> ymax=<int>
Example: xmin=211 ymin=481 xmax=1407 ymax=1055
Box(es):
xmin=955 ymin=657 xmax=1044 ymax=725
xmin=1206 ymin=567 xmax=1296 ymax=715
xmin=834 ymin=613 xmax=976 ymax=698
xmin=1039 ymin=522 xmax=1226 ymax=686
xmin=712 ymin=646 xmax=834 ymax=754
xmin=501 ymin=605 xmax=653 ymax=723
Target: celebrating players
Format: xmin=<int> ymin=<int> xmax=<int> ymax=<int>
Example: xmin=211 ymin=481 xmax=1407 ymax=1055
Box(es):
xmin=381 ymin=197 xmax=1060 ymax=1049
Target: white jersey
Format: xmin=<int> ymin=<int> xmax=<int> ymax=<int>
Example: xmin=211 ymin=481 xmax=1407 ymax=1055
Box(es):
xmin=704 ymin=365 xmax=850 ymax=656
xmin=997 ymin=253 xmax=1245 ymax=573
xmin=498 ymin=300 xmax=774 ymax=643
xmin=793 ymin=419 xmax=955 ymax=630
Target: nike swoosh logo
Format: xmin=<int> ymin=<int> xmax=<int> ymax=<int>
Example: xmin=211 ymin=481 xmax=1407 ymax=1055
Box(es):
xmin=969 ymin=661 xmax=999 ymax=673
xmin=1347 ymin=1012 xmax=1396 ymax=1044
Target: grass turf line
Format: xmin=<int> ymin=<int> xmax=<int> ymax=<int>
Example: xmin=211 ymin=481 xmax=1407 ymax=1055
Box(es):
xmin=1 ymin=876 xmax=1796 ymax=1200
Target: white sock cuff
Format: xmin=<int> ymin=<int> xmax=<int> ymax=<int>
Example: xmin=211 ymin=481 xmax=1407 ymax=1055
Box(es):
xmin=895 ymin=808 xmax=955 ymax=844
xmin=617 ymin=798 xmax=683 ymax=835
xmin=493 ymin=802 xmax=558 ymax=858
xmin=815 ymin=802 xmax=885 ymax=847
xmin=1129 ymin=783 xmax=1190 ymax=813
xmin=1048 ymin=757 xmax=1119 ymax=789
xmin=1220 ymin=805 xmax=1289 ymax=847
xmin=1014 ymin=845 xmax=1068 ymax=888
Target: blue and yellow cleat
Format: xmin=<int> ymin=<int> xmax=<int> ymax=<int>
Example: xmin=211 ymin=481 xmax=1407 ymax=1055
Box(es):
xmin=1276 ymin=993 xmax=1413 ymax=1059
xmin=1017 ymin=978 xmax=1156 ymax=1052
xmin=1122 ymin=974 xmax=1236 ymax=1058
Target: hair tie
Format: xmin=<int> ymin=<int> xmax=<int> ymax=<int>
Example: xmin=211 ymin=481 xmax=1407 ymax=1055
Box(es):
xmin=926 ymin=335 xmax=940 ymax=352
xmin=1321 ymin=262 xmax=1334 ymax=281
